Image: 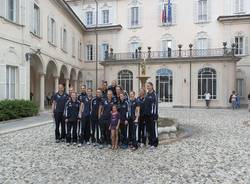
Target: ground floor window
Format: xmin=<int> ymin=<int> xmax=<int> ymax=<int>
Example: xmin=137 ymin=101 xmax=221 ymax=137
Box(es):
xmin=236 ymin=79 xmax=244 ymax=97
xmin=156 ymin=68 xmax=173 ymax=102
xmin=198 ymin=67 xmax=217 ymax=99
xmin=86 ymin=80 xmax=93 ymax=89
xmin=6 ymin=65 xmax=17 ymax=99
xmin=118 ymin=70 xmax=133 ymax=93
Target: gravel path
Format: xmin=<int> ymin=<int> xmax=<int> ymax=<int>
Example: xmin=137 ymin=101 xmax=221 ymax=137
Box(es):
xmin=0 ymin=108 xmax=250 ymax=184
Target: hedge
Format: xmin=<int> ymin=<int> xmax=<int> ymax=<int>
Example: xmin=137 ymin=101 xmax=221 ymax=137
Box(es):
xmin=0 ymin=100 xmax=39 ymax=121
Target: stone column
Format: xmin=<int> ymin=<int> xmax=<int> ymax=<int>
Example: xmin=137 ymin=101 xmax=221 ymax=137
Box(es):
xmin=74 ymin=80 xmax=78 ymax=92
xmin=40 ymin=74 xmax=45 ymax=111
xmin=54 ymin=76 xmax=59 ymax=92
xmin=65 ymin=78 xmax=70 ymax=93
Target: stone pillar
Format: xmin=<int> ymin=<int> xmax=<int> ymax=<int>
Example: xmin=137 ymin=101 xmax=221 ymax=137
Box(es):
xmin=40 ymin=74 xmax=45 ymax=111
xmin=74 ymin=80 xmax=78 ymax=92
xmin=54 ymin=76 xmax=59 ymax=92
xmin=65 ymin=78 xmax=70 ymax=93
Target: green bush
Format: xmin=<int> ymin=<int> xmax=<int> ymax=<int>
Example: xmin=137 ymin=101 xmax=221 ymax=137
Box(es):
xmin=0 ymin=100 xmax=39 ymax=121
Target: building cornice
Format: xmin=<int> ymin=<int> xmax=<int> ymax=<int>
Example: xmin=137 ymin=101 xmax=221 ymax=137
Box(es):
xmin=85 ymin=25 xmax=123 ymax=32
xmin=217 ymin=14 xmax=250 ymax=22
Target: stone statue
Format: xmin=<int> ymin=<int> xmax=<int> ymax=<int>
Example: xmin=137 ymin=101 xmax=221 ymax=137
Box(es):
xmin=141 ymin=59 xmax=146 ymax=75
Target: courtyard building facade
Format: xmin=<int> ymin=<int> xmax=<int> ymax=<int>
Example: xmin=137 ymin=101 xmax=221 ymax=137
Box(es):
xmin=0 ymin=0 xmax=99 ymax=110
xmin=67 ymin=0 xmax=250 ymax=108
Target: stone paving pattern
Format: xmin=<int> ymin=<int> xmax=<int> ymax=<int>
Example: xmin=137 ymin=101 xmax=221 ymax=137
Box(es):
xmin=0 ymin=108 xmax=250 ymax=184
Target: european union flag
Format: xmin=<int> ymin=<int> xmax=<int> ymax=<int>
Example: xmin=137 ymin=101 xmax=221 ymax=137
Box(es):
xmin=167 ymin=0 xmax=172 ymax=23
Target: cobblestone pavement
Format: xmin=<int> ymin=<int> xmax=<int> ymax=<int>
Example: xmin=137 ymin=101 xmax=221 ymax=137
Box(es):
xmin=0 ymin=108 xmax=250 ymax=184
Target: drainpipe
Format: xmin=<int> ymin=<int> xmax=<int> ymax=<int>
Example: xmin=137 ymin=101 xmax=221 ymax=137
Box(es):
xmin=189 ymin=44 xmax=193 ymax=108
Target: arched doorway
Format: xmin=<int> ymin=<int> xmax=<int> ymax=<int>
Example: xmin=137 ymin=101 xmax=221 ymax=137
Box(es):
xmin=45 ymin=60 xmax=58 ymax=106
xmin=156 ymin=68 xmax=173 ymax=103
xmin=69 ymin=68 xmax=77 ymax=91
xmin=78 ymin=71 xmax=84 ymax=91
xmin=59 ymin=65 xmax=69 ymax=91
xmin=30 ymin=54 xmax=44 ymax=110
xmin=118 ymin=70 xmax=133 ymax=93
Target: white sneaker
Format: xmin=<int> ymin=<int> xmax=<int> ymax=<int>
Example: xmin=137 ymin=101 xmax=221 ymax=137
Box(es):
xmin=93 ymin=143 xmax=96 ymax=147
xmin=86 ymin=142 xmax=90 ymax=145
xmin=140 ymin=143 xmax=145 ymax=148
xmin=78 ymin=143 xmax=82 ymax=147
xmin=66 ymin=143 xmax=70 ymax=146
xmin=150 ymin=146 xmax=156 ymax=150
xmin=73 ymin=142 xmax=77 ymax=146
xmin=107 ymin=144 xmax=112 ymax=149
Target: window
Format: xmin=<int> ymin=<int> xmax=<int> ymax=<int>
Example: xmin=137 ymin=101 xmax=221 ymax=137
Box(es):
xmin=156 ymin=68 xmax=173 ymax=102
xmin=130 ymin=42 xmax=139 ymax=58
xmin=236 ymin=79 xmax=244 ymax=97
xmin=118 ymin=70 xmax=133 ymax=93
xmin=33 ymin=3 xmax=40 ymax=35
xmin=102 ymin=10 xmax=109 ymax=24
xmin=235 ymin=36 xmax=244 ymax=55
xmin=86 ymin=11 xmax=93 ymax=25
xmin=48 ymin=17 xmax=56 ymax=45
xmin=102 ymin=43 xmax=109 ymax=60
xmin=62 ymin=28 xmax=67 ymax=51
xmin=78 ymin=41 xmax=83 ymax=60
xmin=6 ymin=66 xmax=17 ymax=99
xmin=198 ymin=0 xmax=208 ymax=22
xmin=86 ymin=44 xmax=93 ymax=61
xmin=7 ymin=0 xmax=17 ymax=22
xmin=161 ymin=1 xmax=173 ymax=25
xmin=198 ymin=67 xmax=217 ymax=100
xmin=72 ymin=36 xmax=75 ymax=57
xmin=162 ymin=40 xmax=172 ymax=57
xmin=86 ymin=80 xmax=93 ymax=89
xmin=234 ymin=0 xmax=244 ymax=14
xmin=131 ymin=7 xmax=139 ymax=26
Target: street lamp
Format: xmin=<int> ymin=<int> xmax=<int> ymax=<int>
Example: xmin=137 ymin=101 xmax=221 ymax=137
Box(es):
xmin=95 ymin=0 xmax=98 ymax=90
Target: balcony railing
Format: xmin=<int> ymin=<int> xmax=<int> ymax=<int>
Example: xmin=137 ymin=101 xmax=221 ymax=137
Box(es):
xmin=102 ymin=47 xmax=236 ymax=62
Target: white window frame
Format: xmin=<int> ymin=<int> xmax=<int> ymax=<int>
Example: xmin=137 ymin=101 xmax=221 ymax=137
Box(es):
xmin=101 ymin=43 xmax=109 ymax=60
xmin=234 ymin=0 xmax=244 ymax=14
xmin=235 ymin=36 xmax=244 ymax=56
xmin=48 ymin=17 xmax=56 ymax=45
xmin=118 ymin=70 xmax=133 ymax=93
xmin=131 ymin=7 xmax=139 ymax=27
xmin=7 ymin=0 xmax=18 ymax=22
xmin=33 ymin=2 xmax=40 ymax=36
xmin=86 ymin=11 xmax=93 ymax=25
xmin=86 ymin=80 xmax=93 ymax=89
xmin=86 ymin=44 xmax=93 ymax=61
xmin=72 ymin=36 xmax=76 ymax=57
xmin=198 ymin=0 xmax=208 ymax=22
xmin=78 ymin=41 xmax=83 ymax=60
xmin=62 ymin=28 xmax=67 ymax=51
xmin=236 ymin=79 xmax=244 ymax=97
xmin=102 ymin=10 xmax=109 ymax=24
xmin=198 ymin=67 xmax=217 ymax=100
xmin=6 ymin=65 xmax=17 ymax=99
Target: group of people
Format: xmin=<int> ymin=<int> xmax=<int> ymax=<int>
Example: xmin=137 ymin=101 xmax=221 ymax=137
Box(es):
xmin=229 ymin=91 xmax=241 ymax=110
xmin=51 ymin=80 xmax=158 ymax=150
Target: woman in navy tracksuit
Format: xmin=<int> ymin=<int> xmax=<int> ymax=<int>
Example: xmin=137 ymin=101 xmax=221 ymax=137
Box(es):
xmin=128 ymin=91 xmax=140 ymax=150
xmin=144 ymin=82 xmax=158 ymax=148
xmin=90 ymin=89 xmax=102 ymax=145
xmin=137 ymin=88 xmax=147 ymax=147
xmin=64 ymin=92 xmax=81 ymax=146
xmin=118 ymin=92 xmax=129 ymax=149
xmin=79 ymin=88 xmax=92 ymax=146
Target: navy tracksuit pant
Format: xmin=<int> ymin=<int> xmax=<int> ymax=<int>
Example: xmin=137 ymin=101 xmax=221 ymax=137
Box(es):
xmin=100 ymin=118 xmax=111 ymax=145
xmin=66 ymin=121 xmax=77 ymax=143
xmin=54 ymin=112 xmax=66 ymax=140
xmin=120 ymin=121 xmax=129 ymax=145
xmin=79 ymin=116 xmax=91 ymax=143
xmin=138 ymin=116 xmax=147 ymax=145
xmin=145 ymin=115 xmax=158 ymax=147
xmin=91 ymin=119 xmax=100 ymax=143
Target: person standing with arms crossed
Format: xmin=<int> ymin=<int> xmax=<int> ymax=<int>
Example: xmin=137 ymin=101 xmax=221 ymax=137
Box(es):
xmin=90 ymin=89 xmax=102 ymax=146
xmin=144 ymin=82 xmax=159 ymax=149
xmin=52 ymin=84 xmax=69 ymax=143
